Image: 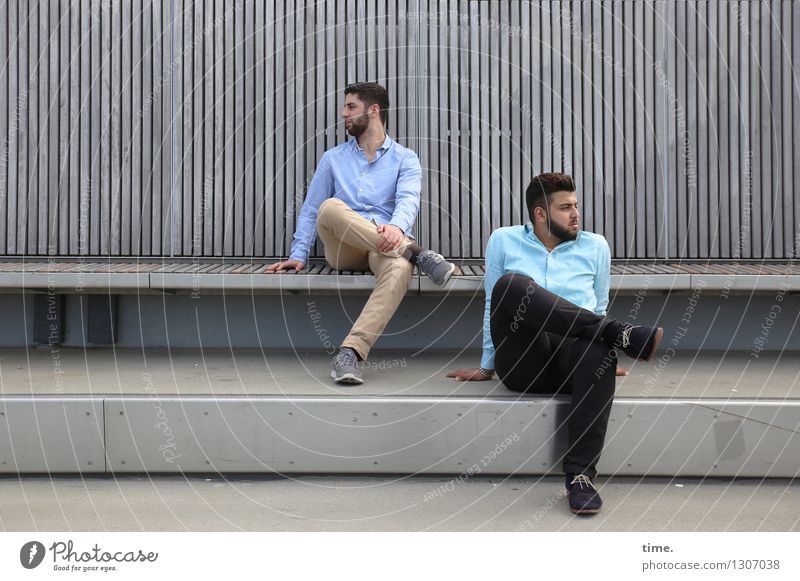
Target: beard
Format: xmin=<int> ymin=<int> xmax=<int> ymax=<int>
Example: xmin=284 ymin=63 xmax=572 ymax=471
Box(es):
xmin=547 ymin=216 xmax=579 ymax=243
xmin=346 ymin=112 xmax=370 ymax=136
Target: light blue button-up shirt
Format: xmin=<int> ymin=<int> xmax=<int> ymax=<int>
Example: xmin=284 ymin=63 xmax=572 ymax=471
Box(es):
xmin=289 ymin=135 xmax=422 ymax=263
xmin=481 ymin=224 xmax=611 ymax=369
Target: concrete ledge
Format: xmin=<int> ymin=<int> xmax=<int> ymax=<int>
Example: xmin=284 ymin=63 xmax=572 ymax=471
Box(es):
xmin=3 ymin=395 xmax=797 ymax=477
xmin=0 ymin=398 xmax=106 ymax=472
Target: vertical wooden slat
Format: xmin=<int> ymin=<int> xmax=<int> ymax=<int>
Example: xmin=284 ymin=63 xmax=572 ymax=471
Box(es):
xmin=223 ymin=2 xmax=239 ymax=256
xmin=622 ymin=0 xmax=635 ymax=257
xmin=446 ymin=4 xmax=458 ymax=256
xmin=611 ymin=0 xmax=624 ymax=255
xmin=683 ymin=0 xmax=697 ymax=258
xmin=487 ymin=1 xmax=499 ymax=258
xmin=560 ymin=0 xmax=573 ymax=188
xmin=252 ymin=0 xmax=264 ymax=256
xmin=750 ymin=0 xmax=762 ymax=258
xmin=180 ymin=0 xmax=192 ymax=255
xmin=697 ymin=0 xmax=709 ymax=258
xmin=657 ymin=0 xmax=670 ymax=258
xmin=191 ymin=0 xmax=203 ymax=255
xmin=209 ymin=0 xmax=225 ymax=256
xmin=90 ymin=0 xmax=101 ymax=255
xmin=72 ymin=0 xmax=85 ymax=255
xmin=780 ymin=0 xmax=793 ymax=257
xmin=458 ymin=1 xmax=469 ymax=256
xmin=120 ymin=0 xmax=132 ymax=255
xmin=765 ymin=0 xmax=779 ymax=257
xmin=738 ymin=0 xmax=752 ymax=259
xmin=270 ymin=0 xmax=283 ymax=256
xmin=497 ymin=0 xmax=510 ymax=248
xmin=43 ymin=0 xmax=56 ymax=255
xmin=569 ymin=0 xmax=584 ymax=227
xmin=58 ymin=0 xmax=71 ymax=255
xmin=22 ymin=0 xmax=36 ymax=254
xmin=0 ymin=0 xmax=9 ymax=253
xmin=632 ymin=0 xmax=646 ymax=257
xmin=4 ymin=0 xmax=19 ymax=252
xmin=243 ymin=0 xmax=254 ymax=256
xmin=552 ymin=0 xmax=564 ymax=175
xmin=213 ymin=0 xmax=224 ymax=255
xmin=161 ymin=0 xmax=172 ymax=255
xmin=469 ymin=0 xmax=482 ymax=255
xmin=601 ymin=0 xmax=614 ymax=244
xmin=727 ymin=0 xmax=741 ymax=259
xmin=107 ymin=0 xmax=121 ymax=254
xmin=140 ymin=0 xmax=153 ymax=255
xmin=130 ymin=0 xmax=142 ymax=255
xmin=519 ymin=0 xmax=532 ymax=227
xmin=262 ymin=0 xmax=274 ymax=256
xmin=717 ymin=0 xmax=730 ymax=258
xmin=541 ymin=0 xmax=553 ymax=172
xmin=172 ymin=0 xmax=183 ymax=254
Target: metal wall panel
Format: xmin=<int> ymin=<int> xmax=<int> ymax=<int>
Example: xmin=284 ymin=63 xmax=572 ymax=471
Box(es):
xmin=0 ymin=1 xmax=797 ymax=259
xmin=0 ymin=398 xmax=105 ymax=473
xmin=103 ymin=397 xmax=800 ymax=477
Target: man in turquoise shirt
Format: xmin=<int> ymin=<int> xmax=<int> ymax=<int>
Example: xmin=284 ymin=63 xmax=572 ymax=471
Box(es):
xmin=449 ymin=172 xmax=663 ymax=515
xmin=268 ymin=83 xmax=455 ymax=385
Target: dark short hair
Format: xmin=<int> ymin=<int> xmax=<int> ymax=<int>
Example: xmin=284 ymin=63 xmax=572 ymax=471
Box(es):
xmin=525 ymin=172 xmax=576 ymax=219
xmin=344 ymin=82 xmax=390 ymax=126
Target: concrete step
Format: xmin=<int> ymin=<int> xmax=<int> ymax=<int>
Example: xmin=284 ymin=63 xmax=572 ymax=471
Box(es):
xmin=0 ymin=349 xmax=798 ymax=477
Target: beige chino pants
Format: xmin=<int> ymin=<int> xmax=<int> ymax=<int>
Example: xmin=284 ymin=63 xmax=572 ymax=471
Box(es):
xmin=316 ymin=198 xmax=413 ymax=360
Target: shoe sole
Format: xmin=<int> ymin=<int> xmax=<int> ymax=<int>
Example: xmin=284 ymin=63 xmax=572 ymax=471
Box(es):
xmin=570 ymin=506 xmax=602 ymax=515
xmin=330 ymin=370 xmax=363 ymax=385
xmin=642 ymin=327 xmax=664 ymax=361
xmin=434 ymin=262 xmax=456 ymax=286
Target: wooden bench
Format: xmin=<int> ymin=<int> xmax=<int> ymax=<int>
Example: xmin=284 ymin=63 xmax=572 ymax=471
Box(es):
xmin=1 ymin=258 xmax=798 ymax=294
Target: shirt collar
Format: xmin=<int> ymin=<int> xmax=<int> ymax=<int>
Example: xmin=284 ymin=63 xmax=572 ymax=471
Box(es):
xmin=524 ymin=222 xmax=582 ymax=251
xmin=353 ymin=134 xmax=393 ymax=152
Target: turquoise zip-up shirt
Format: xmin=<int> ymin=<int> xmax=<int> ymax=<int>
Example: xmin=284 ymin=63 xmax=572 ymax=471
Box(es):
xmin=289 ymin=136 xmax=422 ymax=263
xmin=481 ymin=224 xmax=611 ymax=369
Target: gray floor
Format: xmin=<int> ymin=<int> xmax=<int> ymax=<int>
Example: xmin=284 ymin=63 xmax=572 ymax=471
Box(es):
xmin=0 ymin=475 xmax=797 ymax=532
xmin=1 ymin=347 xmax=798 ymax=398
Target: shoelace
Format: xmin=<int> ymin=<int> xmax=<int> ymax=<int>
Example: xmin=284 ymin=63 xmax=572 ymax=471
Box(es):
xmin=336 ymin=349 xmax=358 ymax=367
xmin=620 ymin=325 xmax=634 ymax=348
xmin=570 ymin=474 xmax=595 ymax=490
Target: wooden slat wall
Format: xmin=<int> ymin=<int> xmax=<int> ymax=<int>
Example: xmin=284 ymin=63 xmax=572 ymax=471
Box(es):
xmin=0 ymin=0 xmax=797 ymax=259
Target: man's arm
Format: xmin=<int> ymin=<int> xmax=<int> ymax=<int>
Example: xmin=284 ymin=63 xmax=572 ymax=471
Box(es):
xmin=594 ymin=238 xmax=611 ymax=315
xmin=287 ymin=152 xmax=334 ymax=264
xmin=387 ymin=151 xmax=421 ymax=235
xmin=448 ymin=232 xmax=503 ymax=381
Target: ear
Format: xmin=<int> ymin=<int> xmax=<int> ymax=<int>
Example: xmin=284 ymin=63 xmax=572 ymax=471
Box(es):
xmin=532 ymin=206 xmax=547 ymax=223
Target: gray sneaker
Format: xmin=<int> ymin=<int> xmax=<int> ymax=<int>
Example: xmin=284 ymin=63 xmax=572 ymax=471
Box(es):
xmin=416 ymin=250 xmax=456 ymax=286
xmin=330 ymin=347 xmax=363 ymax=384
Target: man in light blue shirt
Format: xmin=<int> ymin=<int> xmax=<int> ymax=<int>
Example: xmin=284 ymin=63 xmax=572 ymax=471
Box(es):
xmin=268 ymin=82 xmax=455 ymax=385
xmin=448 ymin=172 xmax=663 ymax=515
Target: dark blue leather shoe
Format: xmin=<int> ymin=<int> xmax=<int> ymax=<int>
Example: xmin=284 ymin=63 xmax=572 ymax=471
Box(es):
xmin=565 ymin=474 xmax=603 ymax=515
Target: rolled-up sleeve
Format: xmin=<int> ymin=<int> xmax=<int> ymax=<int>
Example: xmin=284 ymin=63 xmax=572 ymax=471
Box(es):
xmin=289 ymin=153 xmax=333 ymax=263
xmin=388 ymin=151 xmax=422 ymax=234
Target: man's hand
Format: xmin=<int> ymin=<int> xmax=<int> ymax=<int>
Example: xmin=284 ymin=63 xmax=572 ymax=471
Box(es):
xmin=447 ymin=368 xmax=494 ymax=382
xmin=266 ymin=259 xmax=305 ymax=273
xmin=616 ymin=366 xmax=629 ymax=377
xmin=376 ymin=224 xmax=404 ymax=253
